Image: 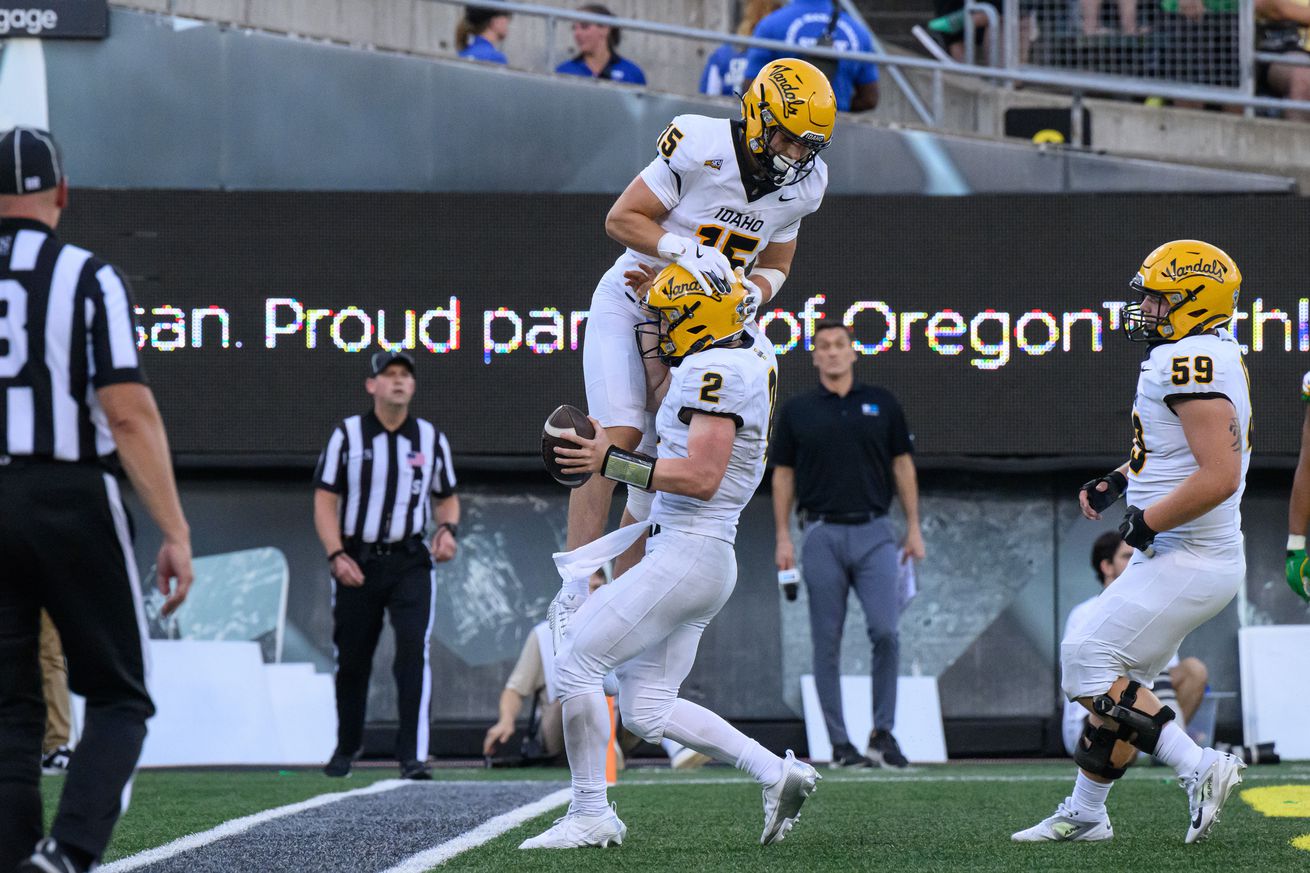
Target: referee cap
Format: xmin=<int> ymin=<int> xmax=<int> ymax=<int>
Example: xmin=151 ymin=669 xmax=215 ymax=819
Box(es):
xmin=370 ymin=350 xmax=416 ymax=377
xmin=0 ymin=127 xmax=63 ymax=195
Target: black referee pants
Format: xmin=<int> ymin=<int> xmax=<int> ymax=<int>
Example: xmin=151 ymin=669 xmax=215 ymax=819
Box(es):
xmin=332 ymin=540 xmax=435 ymax=765
xmin=0 ymin=463 xmax=154 ymax=870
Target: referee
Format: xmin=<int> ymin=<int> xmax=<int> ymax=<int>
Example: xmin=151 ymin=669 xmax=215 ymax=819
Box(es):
xmin=0 ymin=128 xmax=194 ymax=873
xmin=314 ymin=350 xmax=459 ymax=780
xmin=771 ymin=321 xmax=924 ymax=770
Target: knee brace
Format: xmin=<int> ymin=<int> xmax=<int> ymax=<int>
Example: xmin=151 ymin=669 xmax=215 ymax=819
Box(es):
xmin=1091 ymin=680 xmax=1176 ymax=755
xmin=1073 ymin=721 xmax=1128 ymax=780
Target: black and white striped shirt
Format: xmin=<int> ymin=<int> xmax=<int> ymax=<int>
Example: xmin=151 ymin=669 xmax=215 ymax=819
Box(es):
xmin=0 ymin=217 xmax=143 ymax=463
xmin=314 ymin=411 xmax=457 ymax=543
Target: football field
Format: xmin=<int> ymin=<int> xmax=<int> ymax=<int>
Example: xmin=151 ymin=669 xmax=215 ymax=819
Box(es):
xmin=42 ymin=761 xmax=1310 ymax=871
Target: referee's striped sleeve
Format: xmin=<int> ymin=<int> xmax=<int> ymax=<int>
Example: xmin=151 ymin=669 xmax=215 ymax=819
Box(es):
xmin=87 ymin=263 xmax=144 ymax=387
xmin=431 ymin=431 xmax=456 ymax=497
xmin=315 ymin=425 xmax=347 ymax=492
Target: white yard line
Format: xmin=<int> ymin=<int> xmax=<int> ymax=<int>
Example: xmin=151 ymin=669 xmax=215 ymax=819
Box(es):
xmin=379 ymin=787 xmax=572 ymax=872
xmin=99 ymin=779 xmax=409 ymax=872
xmin=616 ymin=768 xmax=1310 ymax=787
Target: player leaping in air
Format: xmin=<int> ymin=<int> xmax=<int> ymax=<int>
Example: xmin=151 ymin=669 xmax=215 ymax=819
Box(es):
xmin=522 ymin=263 xmax=816 ymax=850
xmin=553 ymin=59 xmax=835 ymax=635
xmin=1014 ymin=240 xmax=1249 ymax=846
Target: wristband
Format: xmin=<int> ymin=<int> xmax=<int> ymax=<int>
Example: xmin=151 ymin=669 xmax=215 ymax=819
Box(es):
xmin=601 ymin=445 xmax=657 ymax=491
xmin=747 ymin=267 xmax=786 ymax=300
xmin=1291 ymin=534 xmax=1307 ymax=551
xmin=327 ymin=549 xmax=346 ymax=562
xmin=437 ymin=522 xmax=459 ymax=540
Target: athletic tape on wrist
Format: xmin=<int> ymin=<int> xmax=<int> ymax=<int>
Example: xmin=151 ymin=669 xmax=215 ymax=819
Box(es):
xmin=747 ymin=267 xmax=785 ymax=301
xmin=1291 ymin=534 xmax=1307 ymax=551
xmin=602 ymin=445 xmax=656 ymax=491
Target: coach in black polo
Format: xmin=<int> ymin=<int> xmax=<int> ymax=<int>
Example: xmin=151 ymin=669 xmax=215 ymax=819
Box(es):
xmin=771 ymin=321 xmax=925 ymax=770
xmin=314 ymin=350 xmax=459 ymax=780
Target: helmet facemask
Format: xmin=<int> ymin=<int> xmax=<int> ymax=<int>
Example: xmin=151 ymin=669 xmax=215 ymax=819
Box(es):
xmin=1122 ymin=277 xmax=1199 ymax=342
xmin=750 ymin=100 xmax=828 ymax=187
xmin=635 ymin=271 xmax=746 ymax=364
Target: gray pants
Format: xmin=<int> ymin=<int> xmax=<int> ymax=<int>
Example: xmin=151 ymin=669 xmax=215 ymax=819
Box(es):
xmin=801 ymin=517 xmax=901 ymax=746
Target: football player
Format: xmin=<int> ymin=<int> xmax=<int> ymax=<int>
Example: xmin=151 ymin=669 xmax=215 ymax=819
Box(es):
xmin=1014 ymin=240 xmax=1249 ymax=846
xmin=559 ymin=58 xmax=835 ymax=608
xmin=521 ymin=264 xmax=818 ymax=849
xmin=1287 ymin=371 xmax=1310 ymax=600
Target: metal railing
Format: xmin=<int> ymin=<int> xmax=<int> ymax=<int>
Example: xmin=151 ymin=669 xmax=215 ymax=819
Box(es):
xmin=430 ymin=0 xmax=1310 ymax=127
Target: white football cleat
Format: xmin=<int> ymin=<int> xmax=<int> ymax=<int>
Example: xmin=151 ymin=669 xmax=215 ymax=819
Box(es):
xmin=1011 ymin=799 xmax=1113 ymax=842
xmin=519 ymin=803 xmax=627 ymax=850
xmin=547 ymin=589 xmax=586 ymax=654
xmin=760 ymin=750 xmax=820 ymax=845
xmin=1182 ymin=749 xmax=1245 ymax=844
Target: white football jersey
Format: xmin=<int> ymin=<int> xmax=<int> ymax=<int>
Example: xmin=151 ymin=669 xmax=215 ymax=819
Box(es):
xmin=650 ymin=330 xmax=778 ymax=543
xmin=601 ymin=113 xmax=827 ymax=297
xmin=1126 ymin=328 xmax=1251 ymax=556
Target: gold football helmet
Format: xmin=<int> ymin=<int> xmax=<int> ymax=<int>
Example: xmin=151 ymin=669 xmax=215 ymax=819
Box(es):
xmin=636 ymin=263 xmax=748 ymax=363
xmin=1123 ymin=239 xmax=1242 ymax=342
xmin=741 ymin=58 xmax=836 ymax=186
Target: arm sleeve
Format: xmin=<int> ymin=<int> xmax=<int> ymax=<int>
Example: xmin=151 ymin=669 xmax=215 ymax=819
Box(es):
xmin=431 ymin=431 xmax=457 ymax=497
xmin=770 ymin=401 xmax=798 ymax=467
xmin=87 ymin=263 xmax=145 ymax=387
xmin=887 ymin=395 xmax=915 ymax=456
xmin=314 ymin=426 xmax=347 ymax=493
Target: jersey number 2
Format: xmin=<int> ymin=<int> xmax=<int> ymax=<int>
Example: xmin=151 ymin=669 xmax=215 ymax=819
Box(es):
xmin=699 ymin=372 xmax=723 ymax=403
xmin=0 ymin=280 xmax=29 ymax=379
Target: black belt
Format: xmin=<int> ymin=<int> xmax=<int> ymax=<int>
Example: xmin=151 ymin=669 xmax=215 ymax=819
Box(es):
xmin=800 ymin=510 xmax=882 ymax=526
xmin=346 ymin=534 xmax=424 ymax=557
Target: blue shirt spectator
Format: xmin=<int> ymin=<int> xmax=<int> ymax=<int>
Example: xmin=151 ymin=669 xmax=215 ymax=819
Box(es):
xmin=555 ymin=53 xmax=646 ymax=84
xmin=700 ymin=43 xmax=750 ymax=96
xmin=460 ymin=34 xmax=507 ymax=64
xmin=701 ymin=1 xmax=784 ymax=96
xmin=455 ymin=6 xmax=510 ymax=65
xmin=556 ymin=5 xmax=647 ymax=85
xmin=744 ymin=0 xmax=879 ymax=111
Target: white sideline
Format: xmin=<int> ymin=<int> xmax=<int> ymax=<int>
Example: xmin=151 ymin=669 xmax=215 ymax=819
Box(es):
xmin=99 ymin=779 xmax=409 ymax=872
xmin=379 ymin=787 xmax=572 ymax=872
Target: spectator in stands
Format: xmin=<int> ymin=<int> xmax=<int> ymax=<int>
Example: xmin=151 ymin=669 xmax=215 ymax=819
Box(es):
xmin=1061 ymin=531 xmax=1209 ymax=758
xmin=555 ymin=4 xmax=647 ymax=85
xmin=745 ymin=0 xmax=878 ymax=111
xmin=456 ymin=5 xmax=511 ymax=64
xmin=1080 ymin=0 xmax=1142 ymax=35
xmin=1158 ymin=0 xmax=1240 ymax=88
xmin=1255 ymin=0 xmax=1310 ymax=120
xmin=700 ymin=0 xmax=784 ymax=96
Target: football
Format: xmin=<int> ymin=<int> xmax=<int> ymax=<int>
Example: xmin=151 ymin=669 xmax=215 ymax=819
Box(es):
xmin=541 ymin=404 xmax=595 ymax=488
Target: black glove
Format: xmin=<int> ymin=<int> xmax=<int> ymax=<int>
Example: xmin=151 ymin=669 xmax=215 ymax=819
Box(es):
xmin=1119 ymin=505 xmax=1158 ymax=551
xmin=1081 ymin=470 xmax=1128 ymax=513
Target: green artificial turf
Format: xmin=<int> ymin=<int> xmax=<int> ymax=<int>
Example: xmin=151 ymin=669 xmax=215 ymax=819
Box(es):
xmin=39 ymin=762 xmax=1310 ymax=870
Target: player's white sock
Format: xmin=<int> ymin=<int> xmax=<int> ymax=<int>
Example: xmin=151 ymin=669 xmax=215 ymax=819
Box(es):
xmin=1071 ymin=770 xmax=1113 ymax=816
xmin=660 ymin=738 xmax=684 ymax=757
xmin=562 ymin=691 xmax=611 ymax=816
xmin=1153 ymin=721 xmax=1204 ymax=777
xmin=663 ymin=699 xmax=783 ymax=786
